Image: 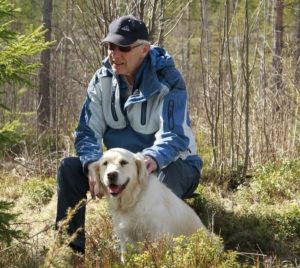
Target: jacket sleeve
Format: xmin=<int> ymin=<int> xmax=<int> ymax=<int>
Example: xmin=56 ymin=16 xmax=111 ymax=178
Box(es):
xmin=74 ymin=70 xmax=107 ymax=172
xmin=142 ymin=66 xmax=195 ymax=170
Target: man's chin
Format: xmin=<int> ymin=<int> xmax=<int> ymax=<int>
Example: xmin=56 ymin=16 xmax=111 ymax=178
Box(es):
xmin=112 ymin=65 xmax=124 ymax=73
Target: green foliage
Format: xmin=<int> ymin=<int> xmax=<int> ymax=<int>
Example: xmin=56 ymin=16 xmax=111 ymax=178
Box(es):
xmin=0 ymin=200 xmax=24 ymax=245
xmin=0 ymin=24 xmax=49 ymax=84
xmin=0 ymin=159 xmax=299 ymax=267
xmin=237 ymin=159 xmax=300 ymax=203
xmin=22 ymin=178 xmax=55 ymax=208
xmin=0 ymin=119 xmax=25 ymax=155
xmin=271 ymin=204 xmax=300 ymax=241
xmin=0 ymin=0 xmax=51 ymax=109
xmin=189 ymin=193 xmax=300 ymax=265
xmin=190 ymin=159 xmax=300 ymax=264
xmin=123 ymin=230 xmax=238 ymax=268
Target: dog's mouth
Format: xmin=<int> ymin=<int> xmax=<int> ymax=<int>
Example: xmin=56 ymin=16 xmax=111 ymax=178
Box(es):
xmin=108 ymin=179 xmax=129 ymax=197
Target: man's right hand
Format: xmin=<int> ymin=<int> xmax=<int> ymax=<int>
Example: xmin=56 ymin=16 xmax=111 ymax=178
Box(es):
xmin=87 ymin=161 xmax=103 ymax=199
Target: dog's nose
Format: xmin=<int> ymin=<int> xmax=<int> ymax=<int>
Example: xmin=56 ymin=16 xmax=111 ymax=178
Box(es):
xmin=107 ymin=171 xmax=118 ymax=182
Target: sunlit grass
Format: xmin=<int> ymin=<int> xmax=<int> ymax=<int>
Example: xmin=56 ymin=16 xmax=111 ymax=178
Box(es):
xmin=0 ymin=157 xmax=299 ymax=267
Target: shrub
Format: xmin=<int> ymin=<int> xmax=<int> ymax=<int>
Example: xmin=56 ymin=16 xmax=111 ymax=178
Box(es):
xmin=123 ymin=230 xmax=239 ymax=268
xmin=22 ymin=178 xmax=55 ymax=208
xmin=236 ymin=159 xmax=300 ymax=204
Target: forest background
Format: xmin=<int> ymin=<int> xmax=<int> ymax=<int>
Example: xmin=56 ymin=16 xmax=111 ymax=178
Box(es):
xmin=1 ymin=0 xmax=300 ymax=267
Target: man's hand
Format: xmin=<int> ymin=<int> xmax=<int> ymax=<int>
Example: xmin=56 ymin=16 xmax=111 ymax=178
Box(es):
xmin=144 ymin=155 xmax=157 ymax=174
xmin=87 ymin=161 xmax=103 ymax=199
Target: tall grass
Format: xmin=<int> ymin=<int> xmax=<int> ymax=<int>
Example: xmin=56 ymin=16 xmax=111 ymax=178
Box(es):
xmin=0 ymin=154 xmax=299 ymax=267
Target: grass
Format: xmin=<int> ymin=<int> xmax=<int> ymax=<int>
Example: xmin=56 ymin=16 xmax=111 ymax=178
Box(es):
xmin=0 ymin=158 xmax=299 ymax=267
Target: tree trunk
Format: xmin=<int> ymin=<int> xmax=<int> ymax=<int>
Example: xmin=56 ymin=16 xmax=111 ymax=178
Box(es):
xmin=294 ymin=0 xmax=300 ymax=87
xmin=38 ymin=0 xmax=52 ymax=133
xmin=243 ymin=0 xmax=250 ymax=179
xmin=226 ymin=0 xmax=235 ymax=170
xmin=272 ymin=0 xmax=283 ymax=97
xmin=157 ymin=0 xmax=165 ymax=46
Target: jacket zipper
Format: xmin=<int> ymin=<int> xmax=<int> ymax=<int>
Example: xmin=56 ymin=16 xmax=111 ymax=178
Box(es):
xmin=111 ymin=90 xmax=118 ymax=121
xmin=141 ymin=101 xmax=147 ymax=125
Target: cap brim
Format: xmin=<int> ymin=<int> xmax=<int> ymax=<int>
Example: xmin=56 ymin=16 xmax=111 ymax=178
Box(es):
xmin=101 ymin=33 xmax=137 ymax=46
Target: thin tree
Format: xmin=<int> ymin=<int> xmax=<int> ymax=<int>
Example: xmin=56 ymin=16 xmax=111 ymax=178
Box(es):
xmin=38 ymin=0 xmax=53 ymax=132
xmin=242 ymin=0 xmax=250 ymax=179
xmin=199 ymin=0 xmax=218 ymax=168
xmin=225 ymin=0 xmax=236 ymax=170
xmin=294 ymin=0 xmax=300 ymax=88
xmin=272 ymin=0 xmax=283 ymax=102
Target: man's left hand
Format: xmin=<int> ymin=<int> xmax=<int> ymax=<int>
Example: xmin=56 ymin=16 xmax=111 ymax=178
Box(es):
xmin=144 ymin=155 xmax=157 ymax=174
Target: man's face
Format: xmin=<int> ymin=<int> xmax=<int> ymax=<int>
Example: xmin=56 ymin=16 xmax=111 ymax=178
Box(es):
xmin=107 ymin=42 xmax=150 ymax=81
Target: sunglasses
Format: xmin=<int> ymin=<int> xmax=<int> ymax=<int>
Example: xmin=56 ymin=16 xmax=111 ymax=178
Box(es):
xmin=106 ymin=43 xmax=143 ymax=53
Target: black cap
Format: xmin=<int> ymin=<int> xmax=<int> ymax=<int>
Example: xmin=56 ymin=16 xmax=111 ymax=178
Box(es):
xmin=102 ymin=15 xmax=149 ymax=46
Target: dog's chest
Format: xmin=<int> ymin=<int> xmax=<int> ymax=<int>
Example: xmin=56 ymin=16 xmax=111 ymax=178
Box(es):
xmin=112 ymin=206 xmax=160 ymax=243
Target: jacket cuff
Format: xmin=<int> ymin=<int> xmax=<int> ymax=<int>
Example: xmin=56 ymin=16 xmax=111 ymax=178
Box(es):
xmin=80 ymin=155 xmax=101 ymax=174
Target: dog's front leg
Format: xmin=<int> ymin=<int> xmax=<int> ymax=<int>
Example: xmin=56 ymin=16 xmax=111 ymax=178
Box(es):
xmin=120 ymin=240 xmax=128 ymax=263
xmin=120 ymin=237 xmax=138 ymax=263
xmin=121 ymin=252 xmax=125 ymax=264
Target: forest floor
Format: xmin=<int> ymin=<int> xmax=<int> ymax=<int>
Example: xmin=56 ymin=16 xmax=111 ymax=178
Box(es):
xmin=0 ymin=158 xmax=300 ymax=267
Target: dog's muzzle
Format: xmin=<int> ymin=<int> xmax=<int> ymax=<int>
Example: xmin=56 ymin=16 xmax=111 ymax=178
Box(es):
xmin=108 ymin=179 xmax=129 ymax=197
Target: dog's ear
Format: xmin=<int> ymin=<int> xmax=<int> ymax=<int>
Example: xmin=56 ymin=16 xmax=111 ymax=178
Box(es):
xmin=134 ymin=153 xmax=148 ymax=184
xmin=88 ymin=160 xmax=107 ymax=197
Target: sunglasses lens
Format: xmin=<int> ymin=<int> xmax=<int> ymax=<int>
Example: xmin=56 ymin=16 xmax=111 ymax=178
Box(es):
xmin=119 ymin=46 xmax=132 ymax=52
xmin=107 ymin=43 xmax=115 ymax=50
xmin=107 ymin=43 xmax=132 ymax=52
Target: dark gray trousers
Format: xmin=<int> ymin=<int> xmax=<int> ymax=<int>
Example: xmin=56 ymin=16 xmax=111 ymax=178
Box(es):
xmin=55 ymin=156 xmax=200 ymax=253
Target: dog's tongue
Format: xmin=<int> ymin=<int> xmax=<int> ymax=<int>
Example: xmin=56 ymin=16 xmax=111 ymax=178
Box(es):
xmin=108 ymin=184 xmax=123 ymax=194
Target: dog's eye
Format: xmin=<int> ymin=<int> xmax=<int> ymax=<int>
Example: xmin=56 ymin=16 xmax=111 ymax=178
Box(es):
xmin=120 ymin=160 xmax=128 ymax=166
xmin=102 ymin=161 xmax=108 ymax=166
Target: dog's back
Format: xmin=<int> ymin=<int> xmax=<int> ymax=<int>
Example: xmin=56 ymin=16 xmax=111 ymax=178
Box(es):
xmin=113 ymin=173 xmax=207 ymax=246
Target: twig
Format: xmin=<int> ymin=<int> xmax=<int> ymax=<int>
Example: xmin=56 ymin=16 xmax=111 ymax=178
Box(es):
xmin=236 ymin=251 xmax=267 ymax=257
xmin=0 ymin=224 xmax=54 ymax=254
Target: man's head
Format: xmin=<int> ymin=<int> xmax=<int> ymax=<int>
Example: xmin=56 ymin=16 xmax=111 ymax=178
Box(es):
xmin=102 ymin=15 xmax=149 ymax=46
xmin=102 ymin=15 xmax=151 ymax=83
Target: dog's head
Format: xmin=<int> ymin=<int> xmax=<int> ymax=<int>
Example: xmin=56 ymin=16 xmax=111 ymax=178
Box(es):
xmin=94 ymin=148 xmax=148 ymax=201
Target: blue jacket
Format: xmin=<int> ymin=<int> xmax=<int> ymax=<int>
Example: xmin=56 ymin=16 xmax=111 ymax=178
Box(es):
xmin=75 ymin=46 xmax=202 ymax=172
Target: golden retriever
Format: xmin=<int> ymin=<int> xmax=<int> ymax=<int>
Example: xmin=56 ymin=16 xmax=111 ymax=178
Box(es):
xmin=92 ymin=148 xmax=209 ymax=260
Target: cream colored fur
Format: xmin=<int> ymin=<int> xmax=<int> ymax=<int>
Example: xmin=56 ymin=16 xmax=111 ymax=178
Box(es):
xmin=92 ymin=148 xmax=208 ymax=260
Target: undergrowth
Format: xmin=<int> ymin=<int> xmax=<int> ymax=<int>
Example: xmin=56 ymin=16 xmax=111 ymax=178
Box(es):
xmin=22 ymin=177 xmax=55 ymax=208
xmin=0 ymin=158 xmax=299 ymax=267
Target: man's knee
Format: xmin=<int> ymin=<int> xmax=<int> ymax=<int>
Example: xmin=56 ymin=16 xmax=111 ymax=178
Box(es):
xmin=57 ymin=157 xmax=88 ymax=192
xmin=59 ymin=156 xmax=82 ymax=174
xmin=158 ymin=159 xmax=200 ymax=198
xmin=58 ymin=157 xmax=81 ymax=181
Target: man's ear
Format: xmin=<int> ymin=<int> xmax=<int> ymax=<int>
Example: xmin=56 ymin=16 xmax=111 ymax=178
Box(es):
xmin=134 ymin=153 xmax=148 ymax=185
xmin=141 ymin=43 xmax=150 ymax=57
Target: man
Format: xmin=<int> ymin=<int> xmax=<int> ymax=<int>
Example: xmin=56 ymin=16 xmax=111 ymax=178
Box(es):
xmin=56 ymin=15 xmax=202 ymax=254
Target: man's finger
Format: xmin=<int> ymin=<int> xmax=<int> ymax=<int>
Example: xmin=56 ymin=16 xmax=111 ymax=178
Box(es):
xmin=89 ymin=177 xmax=96 ymax=199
